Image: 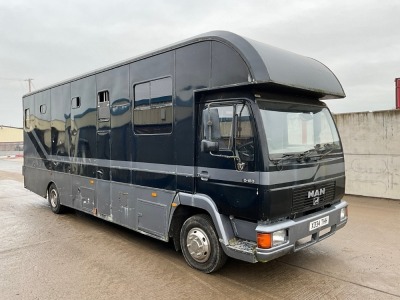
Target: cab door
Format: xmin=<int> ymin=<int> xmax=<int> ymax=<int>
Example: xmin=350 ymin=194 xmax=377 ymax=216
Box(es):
xmin=195 ymin=100 xmax=260 ymax=220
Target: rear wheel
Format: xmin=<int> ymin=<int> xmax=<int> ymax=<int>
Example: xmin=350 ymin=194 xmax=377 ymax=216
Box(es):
xmin=48 ymin=183 xmax=65 ymax=214
xmin=180 ymin=214 xmax=227 ymax=273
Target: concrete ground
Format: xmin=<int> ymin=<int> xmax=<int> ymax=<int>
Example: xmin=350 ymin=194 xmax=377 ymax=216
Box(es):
xmin=0 ymin=158 xmax=399 ymax=299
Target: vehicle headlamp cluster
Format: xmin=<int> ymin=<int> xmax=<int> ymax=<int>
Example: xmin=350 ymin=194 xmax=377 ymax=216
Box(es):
xmin=257 ymin=229 xmax=288 ymax=249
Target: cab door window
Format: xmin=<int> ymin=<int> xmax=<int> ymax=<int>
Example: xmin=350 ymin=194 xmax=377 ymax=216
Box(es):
xmin=202 ymin=101 xmax=255 ymax=171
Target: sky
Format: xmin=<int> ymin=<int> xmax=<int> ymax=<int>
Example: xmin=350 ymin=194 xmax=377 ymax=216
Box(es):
xmin=0 ymin=0 xmax=399 ymax=127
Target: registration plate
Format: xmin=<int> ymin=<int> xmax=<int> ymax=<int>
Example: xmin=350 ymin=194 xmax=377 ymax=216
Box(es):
xmin=309 ymin=216 xmax=329 ymax=231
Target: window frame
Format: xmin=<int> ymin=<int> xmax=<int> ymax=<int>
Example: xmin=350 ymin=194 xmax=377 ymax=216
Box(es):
xmin=202 ymin=100 xmax=255 ymax=144
xmin=39 ymin=104 xmax=47 ymax=114
xmin=97 ymin=90 xmax=110 ymax=105
xmin=71 ymin=97 xmax=81 ymax=109
xmin=24 ymin=108 xmax=30 ymax=129
xmin=132 ymin=76 xmax=173 ymax=135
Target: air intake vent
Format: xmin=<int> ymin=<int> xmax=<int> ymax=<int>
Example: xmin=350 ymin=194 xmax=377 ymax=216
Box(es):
xmin=292 ymin=181 xmax=335 ymax=214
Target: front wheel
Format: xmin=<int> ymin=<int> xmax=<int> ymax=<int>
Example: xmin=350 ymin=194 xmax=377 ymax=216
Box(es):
xmin=180 ymin=214 xmax=227 ymax=273
xmin=48 ymin=183 xmax=65 ymax=214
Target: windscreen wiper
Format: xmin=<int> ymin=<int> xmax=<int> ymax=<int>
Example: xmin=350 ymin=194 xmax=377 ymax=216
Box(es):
xmin=314 ymin=143 xmax=338 ymax=160
xmin=296 ymin=148 xmax=319 ymax=162
xmin=271 ymin=153 xmax=298 ymax=166
xmin=272 ymin=143 xmax=339 ymax=167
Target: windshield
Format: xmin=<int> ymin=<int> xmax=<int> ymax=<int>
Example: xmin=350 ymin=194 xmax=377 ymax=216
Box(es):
xmin=258 ymin=100 xmax=341 ymax=159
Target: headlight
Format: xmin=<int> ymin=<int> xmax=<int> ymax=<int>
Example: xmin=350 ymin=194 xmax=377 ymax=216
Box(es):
xmin=340 ymin=207 xmax=348 ymax=222
xmin=272 ymin=230 xmax=287 ymax=247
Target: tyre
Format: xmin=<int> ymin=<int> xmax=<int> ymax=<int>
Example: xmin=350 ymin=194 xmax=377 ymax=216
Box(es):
xmin=180 ymin=214 xmax=227 ymax=273
xmin=48 ymin=183 xmax=65 ymax=214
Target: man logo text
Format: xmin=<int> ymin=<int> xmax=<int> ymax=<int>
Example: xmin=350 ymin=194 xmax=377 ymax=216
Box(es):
xmin=308 ymin=188 xmax=325 ymax=199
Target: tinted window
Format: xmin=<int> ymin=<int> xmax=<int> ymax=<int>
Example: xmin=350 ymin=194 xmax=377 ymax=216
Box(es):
xmin=98 ymin=90 xmax=110 ymax=120
xmin=98 ymin=90 xmax=109 ymax=104
xmin=133 ymin=77 xmax=172 ymax=134
xmin=134 ymin=82 xmax=150 ymax=108
xmin=40 ymin=104 xmax=47 ymax=114
xmin=150 ymin=78 xmax=172 ymax=106
xmin=72 ymin=97 xmax=81 ymax=109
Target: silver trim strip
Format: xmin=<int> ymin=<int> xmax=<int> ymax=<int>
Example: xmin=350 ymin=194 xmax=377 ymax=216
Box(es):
xmin=269 ymin=175 xmax=345 ymax=192
xmin=26 ymin=155 xmax=344 ymax=186
xmin=196 ymin=167 xmax=260 ymax=184
xmin=261 ymin=161 xmax=345 ymax=185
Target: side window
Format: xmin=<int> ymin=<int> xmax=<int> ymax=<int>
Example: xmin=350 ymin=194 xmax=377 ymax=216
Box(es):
xmin=134 ymin=82 xmax=150 ymax=108
xmin=203 ymin=103 xmax=254 ymax=150
xmin=203 ymin=105 xmax=234 ymax=150
xmin=98 ymin=90 xmax=109 ymax=103
xmin=235 ymin=104 xmax=254 ymax=148
xmin=98 ymin=91 xmax=110 ymax=120
xmin=40 ymin=104 xmax=47 ymax=114
xmin=133 ymin=77 xmax=172 ymax=134
xmin=71 ymin=97 xmax=81 ymax=109
xmin=202 ymin=102 xmax=255 ymax=170
xmin=24 ymin=108 xmax=30 ymax=129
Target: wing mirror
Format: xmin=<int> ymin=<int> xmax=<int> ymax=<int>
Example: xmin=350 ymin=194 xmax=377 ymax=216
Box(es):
xmin=201 ymin=140 xmax=219 ymax=152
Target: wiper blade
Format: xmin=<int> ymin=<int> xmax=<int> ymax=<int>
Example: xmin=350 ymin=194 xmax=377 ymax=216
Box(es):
xmin=296 ymin=148 xmax=319 ymax=162
xmin=271 ymin=153 xmax=298 ymax=165
xmin=272 ymin=143 xmax=340 ymax=166
xmin=314 ymin=143 xmax=340 ymax=160
xmin=318 ymin=148 xmax=335 ymax=160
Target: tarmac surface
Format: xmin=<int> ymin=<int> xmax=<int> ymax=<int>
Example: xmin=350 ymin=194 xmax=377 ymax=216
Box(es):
xmin=0 ymin=157 xmax=399 ymax=299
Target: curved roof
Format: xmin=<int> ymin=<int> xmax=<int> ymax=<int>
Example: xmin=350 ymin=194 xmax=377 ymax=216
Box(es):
xmin=24 ymin=31 xmax=345 ymax=99
xmin=194 ymin=31 xmax=345 ymax=99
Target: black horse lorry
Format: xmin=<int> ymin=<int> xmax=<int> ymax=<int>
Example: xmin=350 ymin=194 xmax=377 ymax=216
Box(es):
xmin=23 ymin=31 xmax=348 ymax=273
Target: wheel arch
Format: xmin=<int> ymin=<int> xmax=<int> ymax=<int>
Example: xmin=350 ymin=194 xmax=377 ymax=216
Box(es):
xmin=46 ymin=181 xmax=56 ymax=198
xmin=168 ymin=192 xmax=235 ymax=251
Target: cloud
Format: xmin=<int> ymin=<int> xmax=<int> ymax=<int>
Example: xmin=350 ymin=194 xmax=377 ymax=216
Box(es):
xmin=0 ymin=0 xmax=399 ymax=126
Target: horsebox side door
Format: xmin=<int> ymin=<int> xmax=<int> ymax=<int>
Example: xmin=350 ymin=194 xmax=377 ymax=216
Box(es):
xmin=95 ymin=90 xmax=112 ymax=218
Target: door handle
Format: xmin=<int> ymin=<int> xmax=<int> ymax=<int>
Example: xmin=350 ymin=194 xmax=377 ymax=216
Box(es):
xmin=197 ymin=171 xmax=209 ymax=181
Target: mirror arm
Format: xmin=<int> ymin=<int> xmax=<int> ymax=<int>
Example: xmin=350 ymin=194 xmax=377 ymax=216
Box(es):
xmin=209 ymin=152 xmax=237 ymax=160
xmin=209 ymin=152 xmax=245 ymax=171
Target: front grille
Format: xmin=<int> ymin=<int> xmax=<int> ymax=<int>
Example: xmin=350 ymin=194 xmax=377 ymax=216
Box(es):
xmin=292 ymin=181 xmax=335 ymax=214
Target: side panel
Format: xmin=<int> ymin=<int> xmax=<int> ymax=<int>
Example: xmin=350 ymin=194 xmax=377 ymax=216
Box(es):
xmin=175 ymin=41 xmax=211 ymax=192
xmin=24 ymin=95 xmax=43 ymax=196
xmin=130 ymin=52 xmax=175 ymax=168
xmin=33 ymin=90 xmax=52 ymax=159
xmin=70 ymin=76 xmax=97 ymax=212
xmin=96 ymin=131 xmax=111 ymax=216
xmin=97 ymin=66 xmax=131 ymax=218
xmin=23 ymin=95 xmax=35 ymax=159
xmin=129 ymin=52 xmax=176 ymax=238
xmin=211 ymin=41 xmax=250 ymax=87
xmin=24 ymin=91 xmax=52 ymax=197
xmin=136 ymin=187 xmax=175 ymax=240
xmin=110 ymin=182 xmax=135 ymax=228
xmin=110 ymin=102 xmax=132 ymax=184
xmin=51 ymin=83 xmax=72 ymax=206
xmin=72 ymin=176 xmax=95 ymax=211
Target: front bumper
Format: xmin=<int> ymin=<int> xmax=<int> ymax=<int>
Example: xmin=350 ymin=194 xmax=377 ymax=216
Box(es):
xmin=255 ymin=201 xmax=348 ymax=262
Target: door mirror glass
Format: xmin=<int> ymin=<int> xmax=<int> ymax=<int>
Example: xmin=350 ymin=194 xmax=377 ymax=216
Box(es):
xmin=202 ymin=107 xmax=222 ymax=141
xmin=201 ymin=140 xmax=219 ymax=152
